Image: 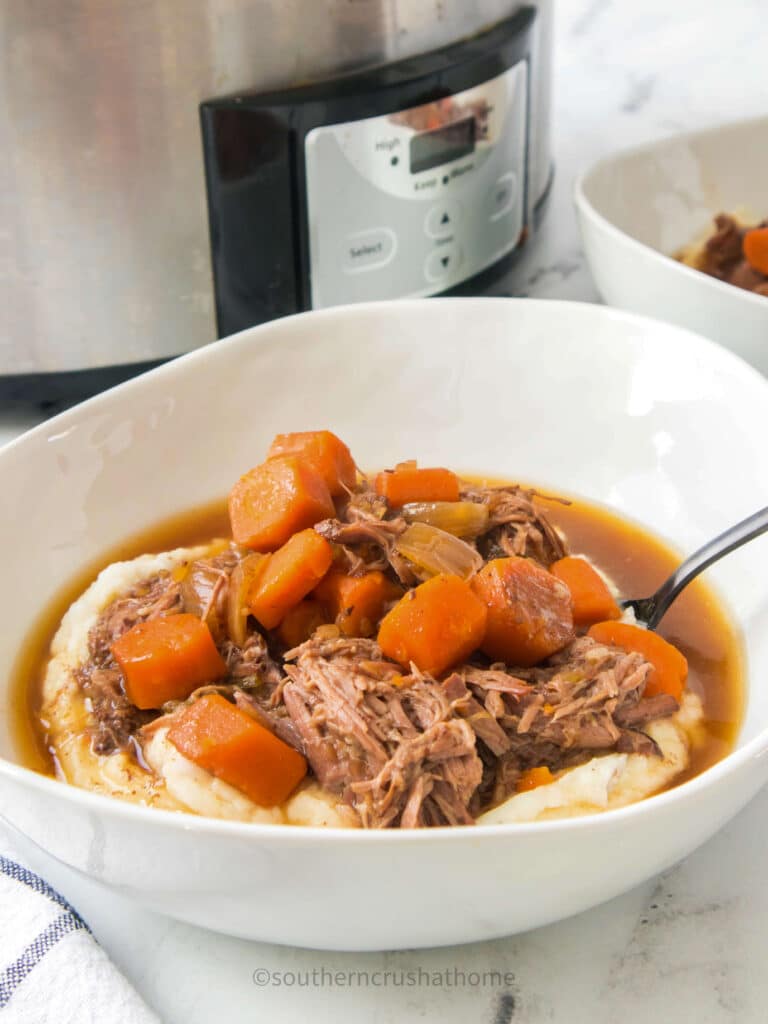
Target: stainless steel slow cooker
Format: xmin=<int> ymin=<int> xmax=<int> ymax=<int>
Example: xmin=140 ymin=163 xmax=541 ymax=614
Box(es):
xmin=1 ymin=1 xmax=554 ymax=373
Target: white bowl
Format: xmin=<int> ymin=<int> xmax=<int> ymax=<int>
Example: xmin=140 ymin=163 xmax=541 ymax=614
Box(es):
xmin=574 ymin=115 xmax=768 ymax=376
xmin=1 ymin=299 xmax=768 ymax=951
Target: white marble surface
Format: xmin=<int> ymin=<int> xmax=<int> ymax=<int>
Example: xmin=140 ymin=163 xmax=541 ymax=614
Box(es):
xmin=3 ymin=0 xmax=768 ymax=1020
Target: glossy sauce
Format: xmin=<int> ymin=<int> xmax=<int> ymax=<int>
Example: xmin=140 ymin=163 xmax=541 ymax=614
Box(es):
xmin=13 ymin=486 xmax=744 ymax=786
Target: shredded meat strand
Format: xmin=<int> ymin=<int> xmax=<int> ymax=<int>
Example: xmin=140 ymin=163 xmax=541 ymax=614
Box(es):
xmin=694 ymin=213 xmax=768 ymax=296
xmin=461 ymin=484 xmax=568 ymax=565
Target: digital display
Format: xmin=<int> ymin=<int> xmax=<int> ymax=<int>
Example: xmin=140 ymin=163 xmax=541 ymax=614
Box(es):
xmin=409 ymin=117 xmax=476 ymax=175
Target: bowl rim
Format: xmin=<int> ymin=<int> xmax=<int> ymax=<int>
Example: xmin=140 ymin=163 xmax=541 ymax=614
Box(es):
xmin=2 ymin=296 xmax=767 ymax=843
xmin=573 ymin=115 xmax=768 ymax=315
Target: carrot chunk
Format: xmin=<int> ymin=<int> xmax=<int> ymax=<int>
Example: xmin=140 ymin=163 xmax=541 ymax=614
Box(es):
xmin=167 ymin=693 xmax=307 ymax=806
xmin=375 ymin=463 xmax=459 ymax=507
xmin=377 ymin=573 xmax=487 ymax=676
xmin=516 ymin=766 xmax=554 ymax=792
xmin=471 ymin=557 xmax=574 ymax=667
xmin=587 ymin=621 xmax=688 ymax=700
xmin=549 ymin=556 xmax=621 ymax=626
xmin=315 ymin=569 xmax=402 ymax=638
xmin=112 ymin=613 xmax=227 ymax=710
xmin=276 ymin=599 xmax=330 ymax=649
xmin=248 ymin=528 xmax=333 ymax=630
xmin=743 ymin=227 xmax=768 ymax=276
xmin=228 ymin=456 xmax=335 ymax=552
xmin=267 ymin=430 xmax=356 ymax=497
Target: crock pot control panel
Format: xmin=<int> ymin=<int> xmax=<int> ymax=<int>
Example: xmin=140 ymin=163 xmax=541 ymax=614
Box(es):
xmin=201 ymin=7 xmax=536 ymax=336
xmin=305 ymin=64 xmax=527 ymax=308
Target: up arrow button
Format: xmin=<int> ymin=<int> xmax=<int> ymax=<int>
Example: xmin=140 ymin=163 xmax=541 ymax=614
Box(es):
xmin=425 ymin=201 xmax=462 ymax=239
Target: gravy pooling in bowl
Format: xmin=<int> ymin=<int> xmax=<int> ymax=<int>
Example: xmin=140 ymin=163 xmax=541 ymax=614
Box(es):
xmin=14 ymin=460 xmax=743 ymax=822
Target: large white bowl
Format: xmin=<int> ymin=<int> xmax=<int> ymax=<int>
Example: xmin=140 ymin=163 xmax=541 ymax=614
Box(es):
xmin=574 ymin=116 xmax=768 ymax=377
xmin=1 ymin=299 xmax=768 ymax=951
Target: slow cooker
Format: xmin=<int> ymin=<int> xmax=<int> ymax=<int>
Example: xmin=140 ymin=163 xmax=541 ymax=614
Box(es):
xmin=1 ymin=1 xmax=554 ymax=373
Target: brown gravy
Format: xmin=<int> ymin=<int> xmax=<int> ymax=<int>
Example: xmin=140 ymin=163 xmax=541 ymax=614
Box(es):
xmin=12 ymin=486 xmax=744 ymax=788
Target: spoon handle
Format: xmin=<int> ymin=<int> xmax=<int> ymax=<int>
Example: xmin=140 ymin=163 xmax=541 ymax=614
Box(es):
xmin=635 ymin=505 xmax=768 ymax=630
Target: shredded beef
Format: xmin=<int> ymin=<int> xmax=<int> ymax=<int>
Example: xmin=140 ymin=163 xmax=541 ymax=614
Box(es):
xmin=316 ymin=483 xmax=426 ymax=583
xmin=614 ymin=692 xmax=679 ymax=728
xmin=702 ymin=213 xmax=745 ymax=277
xmin=314 ymin=515 xmax=416 ymax=584
xmin=282 ymin=638 xmax=482 ymax=827
xmin=441 ymin=673 xmax=511 ymax=756
xmin=314 ymin=515 xmax=406 ymax=553
xmin=615 ymin=731 xmax=661 ymax=756
xmin=279 ymin=632 xmax=680 ymax=826
xmin=221 ymin=631 xmax=283 ymax=691
xmin=344 ymin=489 xmax=390 ymax=522
xmin=79 ymin=666 xmax=152 ymax=755
xmin=461 ymin=485 xmax=568 ymax=565
xmin=233 ymin=690 xmax=306 ymax=752
xmin=695 ymin=214 xmax=768 ymax=296
xmin=466 ymin=636 xmax=678 ymax=805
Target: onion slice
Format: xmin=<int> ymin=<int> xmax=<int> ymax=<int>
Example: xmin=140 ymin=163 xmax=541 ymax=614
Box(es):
xmin=226 ymin=553 xmax=267 ymax=646
xmin=394 ymin=522 xmax=483 ymax=581
xmin=180 ymin=561 xmax=228 ymax=641
xmin=400 ymin=500 xmax=489 ymax=538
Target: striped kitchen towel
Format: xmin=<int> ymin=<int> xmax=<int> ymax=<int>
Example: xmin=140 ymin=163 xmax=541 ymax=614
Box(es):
xmin=0 ymin=842 xmax=160 ymax=1023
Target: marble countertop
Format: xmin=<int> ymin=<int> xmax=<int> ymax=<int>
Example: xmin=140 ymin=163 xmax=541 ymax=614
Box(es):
xmin=3 ymin=0 xmax=768 ymax=1020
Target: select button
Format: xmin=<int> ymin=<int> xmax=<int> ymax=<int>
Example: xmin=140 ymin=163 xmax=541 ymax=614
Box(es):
xmin=342 ymin=228 xmax=397 ymax=274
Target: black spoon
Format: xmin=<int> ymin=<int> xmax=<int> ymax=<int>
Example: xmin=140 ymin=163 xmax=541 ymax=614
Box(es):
xmin=621 ymin=505 xmax=768 ymax=630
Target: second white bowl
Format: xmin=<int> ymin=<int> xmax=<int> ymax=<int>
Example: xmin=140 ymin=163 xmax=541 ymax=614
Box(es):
xmin=575 ymin=115 xmax=768 ymax=377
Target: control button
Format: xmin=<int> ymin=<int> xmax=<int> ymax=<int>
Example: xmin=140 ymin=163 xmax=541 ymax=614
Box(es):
xmin=488 ymin=172 xmax=518 ymax=221
xmin=424 ymin=244 xmax=461 ymax=283
xmin=425 ymin=201 xmax=462 ymax=239
xmin=342 ymin=228 xmax=397 ymax=274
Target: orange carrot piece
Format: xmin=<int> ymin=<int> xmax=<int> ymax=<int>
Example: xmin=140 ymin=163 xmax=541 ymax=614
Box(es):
xmin=375 ymin=464 xmax=459 ymax=507
xmin=248 ymin=528 xmax=333 ymax=630
xmin=276 ymin=599 xmax=330 ymax=649
xmin=516 ymin=766 xmax=554 ymax=792
xmin=549 ymin=556 xmax=621 ymax=627
xmin=315 ymin=569 xmax=402 ymax=638
xmin=112 ymin=613 xmax=227 ymax=710
xmin=743 ymin=227 xmax=768 ymax=276
xmin=587 ymin=621 xmax=688 ymax=700
xmin=377 ymin=573 xmax=487 ymax=676
xmin=167 ymin=693 xmax=307 ymax=806
xmin=471 ymin=556 xmax=574 ymax=667
xmin=267 ymin=430 xmax=356 ymax=497
xmin=228 ymin=456 xmax=335 ymax=552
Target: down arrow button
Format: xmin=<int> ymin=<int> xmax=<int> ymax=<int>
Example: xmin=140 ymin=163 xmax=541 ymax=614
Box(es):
xmin=425 ymin=243 xmax=461 ymax=284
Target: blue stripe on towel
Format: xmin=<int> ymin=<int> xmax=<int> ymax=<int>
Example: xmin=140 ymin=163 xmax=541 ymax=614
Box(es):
xmin=0 ymin=855 xmax=89 ymax=928
xmin=0 ymin=912 xmax=88 ymax=1008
